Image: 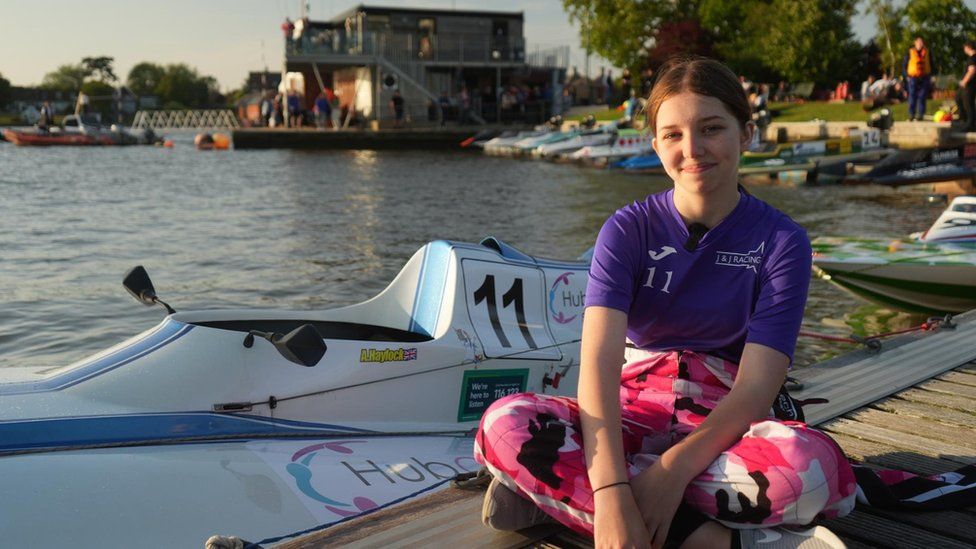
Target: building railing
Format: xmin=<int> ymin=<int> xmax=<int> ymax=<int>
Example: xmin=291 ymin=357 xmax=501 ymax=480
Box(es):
xmin=286 ymin=30 xmax=567 ymax=67
xmin=526 ymin=46 xmax=570 ymax=69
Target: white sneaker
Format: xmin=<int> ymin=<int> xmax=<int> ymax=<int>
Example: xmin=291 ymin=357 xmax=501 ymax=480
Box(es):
xmin=739 ymin=525 xmax=846 ymax=549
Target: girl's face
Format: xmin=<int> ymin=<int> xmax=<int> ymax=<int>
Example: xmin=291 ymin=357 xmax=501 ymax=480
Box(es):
xmin=652 ymin=92 xmax=753 ymax=198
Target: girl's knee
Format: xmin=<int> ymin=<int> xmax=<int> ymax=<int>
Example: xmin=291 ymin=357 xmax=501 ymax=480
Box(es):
xmin=480 ymin=393 xmax=542 ymax=432
xmin=477 ymin=393 xmax=576 ymax=454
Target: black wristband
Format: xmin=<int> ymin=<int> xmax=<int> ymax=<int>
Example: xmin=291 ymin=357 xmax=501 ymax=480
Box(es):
xmin=592 ymin=480 xmax=630 ymax=494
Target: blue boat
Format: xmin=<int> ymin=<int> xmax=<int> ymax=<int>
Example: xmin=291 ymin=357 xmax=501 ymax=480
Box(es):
xmin=611 ymin=152 xmax=663 ymax=170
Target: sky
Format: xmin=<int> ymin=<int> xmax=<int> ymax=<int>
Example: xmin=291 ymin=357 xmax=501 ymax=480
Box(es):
xmin=0 ymin=0 xmax=972 ymax=91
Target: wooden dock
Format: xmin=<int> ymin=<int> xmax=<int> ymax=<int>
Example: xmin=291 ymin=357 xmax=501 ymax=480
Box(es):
xmin=275 ymin=311 xmax=976 ymax=548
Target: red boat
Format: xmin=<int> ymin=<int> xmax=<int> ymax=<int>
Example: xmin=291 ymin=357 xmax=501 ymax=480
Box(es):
xmin=2 ymin=129 xmax=112 ymax=146
xmin=2 ymin=115 xmax=160 ymax=147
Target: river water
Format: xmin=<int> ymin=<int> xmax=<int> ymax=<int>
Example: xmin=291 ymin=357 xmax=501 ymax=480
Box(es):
xmin=0 ymin=136 xmax=942 ymax=370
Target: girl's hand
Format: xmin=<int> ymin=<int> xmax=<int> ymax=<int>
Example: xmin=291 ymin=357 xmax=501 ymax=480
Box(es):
xmin=631 ymin=462 xmax=689 ymax=549
xmin=593 ymin=487 xmax=652 ymax=549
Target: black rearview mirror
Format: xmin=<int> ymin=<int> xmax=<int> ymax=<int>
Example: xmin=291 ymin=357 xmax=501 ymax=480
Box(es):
xmin=123 ymin=266 xmax=157 ymax=306
xmin=123 ymin=266 xmax=175 ymax=314
xmin=243 ymin=324 xmax=327 ymax=367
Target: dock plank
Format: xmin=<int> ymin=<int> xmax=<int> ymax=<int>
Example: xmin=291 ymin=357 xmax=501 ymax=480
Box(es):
xmin=276 ymin=488 xmax=554 ymax=549
xmin=842 ymin=408 xmax=976 ymax=450
xmin=870 ymin=396 xmax=976 ymax=429
xmin=826 ymin=431 xmax=965 ymax=475
xmin=857 ymin=507 xmax=976 ymax=544
xmin=914 ymin=379 xmax=976 ymax=399
xmin=895 ymin=386 xmax=976 ymax=413
xmin=935 ymin=370 xmax=976 ymax=388
xmin=823 ymin=510 xmax=975 ymax=549
xmin=822 ymin=418 xmax=975 ymax=464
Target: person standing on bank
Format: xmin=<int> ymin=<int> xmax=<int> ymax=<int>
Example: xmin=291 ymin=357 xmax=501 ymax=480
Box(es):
xmin=390 ymin=89 xmax=405 ymax=128
xmin=958 ymin=41 xmax=976 ymax=132
xmin=475 ymin=56 xmax=857 ymax=548
xmin=905 ymin=36 xmax=934 ymax=121
xmin=37 ymin=101 xmax=54 ymax=130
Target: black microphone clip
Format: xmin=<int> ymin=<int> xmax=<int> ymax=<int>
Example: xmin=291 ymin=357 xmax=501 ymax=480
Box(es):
xmin=684 ymin=223 xmax=709 ymax=252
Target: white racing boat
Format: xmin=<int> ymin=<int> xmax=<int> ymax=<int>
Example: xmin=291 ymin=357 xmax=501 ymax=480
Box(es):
xmin=510 ymin=118 xmax=604 ymax=153
xmin=913 ymin=195 xmax=976 ymax=244
xmin=0 ymin=237 xmax=588 ymax=546
xmin=482 ymin=130 xmax=549 ymax=155
xmin=534 ymin=129 xmax=615 ymax=158
xmin=569 ymin=130 xmax=653 ymax=161
xmin=812 ymin=197 xmax=976 ymax=313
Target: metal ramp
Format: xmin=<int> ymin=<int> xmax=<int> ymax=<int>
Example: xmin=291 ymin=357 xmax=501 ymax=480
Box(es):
xmin=131 ymin=109 xmax=241 ymax=130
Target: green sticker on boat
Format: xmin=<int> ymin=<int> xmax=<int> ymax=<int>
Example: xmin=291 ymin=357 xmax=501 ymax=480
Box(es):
xmin=458 ymin=369 xmax=528 ymax=422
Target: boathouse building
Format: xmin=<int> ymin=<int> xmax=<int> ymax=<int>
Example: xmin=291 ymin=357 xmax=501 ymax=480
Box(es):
xmin=283 ymin=4 xmax=568 ymax=127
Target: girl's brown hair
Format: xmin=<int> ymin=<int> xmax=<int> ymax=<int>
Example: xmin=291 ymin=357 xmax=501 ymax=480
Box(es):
xmin=646 ymin=55 xmax=751 ymax=133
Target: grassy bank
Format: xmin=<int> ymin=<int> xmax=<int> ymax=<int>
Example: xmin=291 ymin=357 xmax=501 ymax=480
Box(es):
xmin=768 ymin=100 xmax=943 ymax=122
xmin=0 ymin=114 xmax=22 ymax=125
xmin=567 ymin=99 xmax=946 ymax=123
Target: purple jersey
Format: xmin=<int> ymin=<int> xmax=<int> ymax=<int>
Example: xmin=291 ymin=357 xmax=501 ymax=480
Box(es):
xmin=585 ymin=188 xmax=811 ymax=364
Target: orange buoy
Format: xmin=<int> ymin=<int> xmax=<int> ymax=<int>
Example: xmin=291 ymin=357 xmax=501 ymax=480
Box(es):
xmin=163 ymin=140 xmax=175 ymax=148
xmin=212 ymin=133 xmax=231 ymax=150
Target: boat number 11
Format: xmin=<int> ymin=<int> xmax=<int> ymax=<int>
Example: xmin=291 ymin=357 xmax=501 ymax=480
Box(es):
xmin=473 ymin=274 xmax=538 ymax=349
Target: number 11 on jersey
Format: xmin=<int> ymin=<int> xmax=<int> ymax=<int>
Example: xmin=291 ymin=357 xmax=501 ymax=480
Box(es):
xmin=644 ymin=267 xmax=673 ymax=293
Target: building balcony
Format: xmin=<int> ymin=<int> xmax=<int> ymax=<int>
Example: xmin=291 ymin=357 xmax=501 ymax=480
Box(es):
xmin=286 ymin=30 xmax=550 ymax=67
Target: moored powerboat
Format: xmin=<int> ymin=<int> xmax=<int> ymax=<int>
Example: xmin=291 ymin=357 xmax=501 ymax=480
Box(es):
xmin=534 ymin=128 xmax=615 ymax=157
xmin=0 ymin=237 xmax=591 ymax=546
xmin=812 ymin=197 xmax=976 ymax=313
xmin=739 ymin=129 xmax=892 ymax=176
xmin=2 ymin=114 xmax=162 ymax=146
xmin=569 ymin=129 xmax=653 ymax=162
xmin=0 ymin=237 xmax=586 ymax=455
xmin=0 ymin=237 xmax=590 ymax=545
xmin=913 ymin=195 xmax=976 ymax=243
xmin=846 ymin=143 xmax=976 ymax=186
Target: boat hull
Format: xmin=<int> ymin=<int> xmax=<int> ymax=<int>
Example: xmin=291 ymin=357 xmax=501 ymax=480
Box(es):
xmin=812 ymin=237 xmax=976 ymax=313
xmin=2 ymin=128 xmax=105 ymax=146
xmin=0 ymin=435 xmax=477 ymax=547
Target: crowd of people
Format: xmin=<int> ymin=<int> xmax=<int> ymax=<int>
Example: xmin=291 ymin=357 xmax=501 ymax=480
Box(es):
xmin=725 ymin=35 xmax=976 ymax=130
xmin=256 ymin=88 xmax=340 ymax=129
xmin=428 ymin=83 xmax=556 ymax=126
xmin=561 ymin=67 xmax=652 ymax=109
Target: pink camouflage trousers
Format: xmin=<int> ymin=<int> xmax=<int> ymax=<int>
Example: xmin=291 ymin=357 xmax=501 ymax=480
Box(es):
xmin=474 ymin=349 xmax=858 ymax=535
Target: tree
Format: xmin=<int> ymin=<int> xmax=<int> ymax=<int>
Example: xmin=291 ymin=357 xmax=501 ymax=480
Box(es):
xmin=699 ymin=0 xmax=773 ymax=80
xmin=82 ymin=56 xmax=118 ymax=83
xmin=562 ymin=0 xmax=683 ymax=80
xmin=41 ymin=64 xmax=89 ymax=92
xmin=562 ymin=0 xmax=860 ymax=88
xmin=0 ymin=72 xmax=10 ymax=109
xmin=645 ymin=20 xmax=714 ymax=69
xmin=126 ymin=62 xmax=166 ymax=97
xmin=752 ymin=0 xmax=860 ymax=86
xmin=902 ymin=0 xmax=976 ymax=75
xmin=155 ymin=64 xmax=221 ymax=108
xmin=867 ymin=0 xmax=906 ymax=75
